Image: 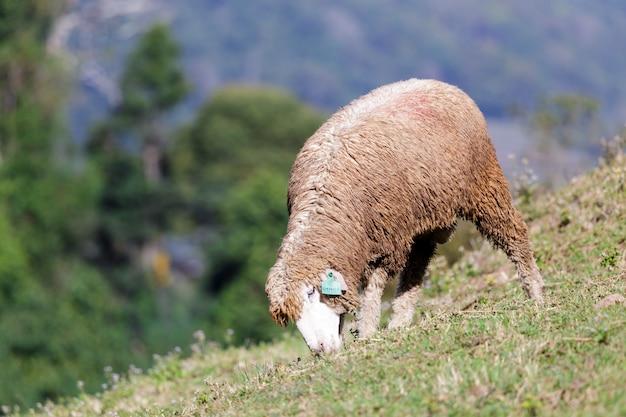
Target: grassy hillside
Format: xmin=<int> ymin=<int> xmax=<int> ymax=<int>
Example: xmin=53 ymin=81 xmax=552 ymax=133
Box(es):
xmin=8 ymin=145 xmax=625 ymax=416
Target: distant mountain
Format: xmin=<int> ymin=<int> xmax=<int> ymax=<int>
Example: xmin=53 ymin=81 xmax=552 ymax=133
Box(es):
xmin=51 ymin=0 xmax=626 ymax=143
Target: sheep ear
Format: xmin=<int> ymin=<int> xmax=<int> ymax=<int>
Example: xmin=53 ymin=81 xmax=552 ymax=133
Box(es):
xmin=323 ymin=269 xmax=348 ymax=293
xmin=266 ymin=262 xmax=293 ymax=326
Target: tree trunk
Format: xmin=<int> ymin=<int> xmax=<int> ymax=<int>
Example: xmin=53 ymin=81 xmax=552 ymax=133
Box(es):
xmin=143 ymin=135 xmax=161 ymax=184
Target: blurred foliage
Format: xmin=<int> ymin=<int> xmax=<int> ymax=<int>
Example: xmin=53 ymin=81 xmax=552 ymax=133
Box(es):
xmin=85 ymin=23 xmax=189 ymax=292
xmin=81 ymin=22 xmax=195 ymax=373
xmin=171 ymin=86 xmax=325 ymax=344
xmin=204 ymin=168 xmax=293 ymax=344
xmin=172 ymin=85 xmax=324 ymax=190
xmin=115 ymin=22 xmax=190 ymax=185
xmin=509 ymin=93 xmax=604 ymax=188
xmin=0 ymin=262 xmax=132 ymax=409
xmin=0 ymin=0 xmax=144 ymax=410
xmin=517 ymin=94 xmax=602 ymax=151
xmin=0 ymin=0 xmax=63 ymax=43
xmin=118 ymin=23 xmax=189 ymax=122
xmin=1 ymin=14 xmax=325 ymax=411
xmin=6 ymin=0 xmax=623 ymax=411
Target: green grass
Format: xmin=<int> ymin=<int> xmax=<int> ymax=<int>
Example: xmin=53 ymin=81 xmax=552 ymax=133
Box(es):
xmin=7 ymin=150 xmax=626 ymax=417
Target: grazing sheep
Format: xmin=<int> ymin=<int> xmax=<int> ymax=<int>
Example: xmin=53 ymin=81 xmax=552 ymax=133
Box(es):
xmin=265 ymin=79 xmax=545 ymax=353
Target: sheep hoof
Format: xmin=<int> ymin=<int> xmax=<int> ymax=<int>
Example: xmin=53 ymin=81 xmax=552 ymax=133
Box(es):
xmin=526 ymin=282 xmax=545 ymax=302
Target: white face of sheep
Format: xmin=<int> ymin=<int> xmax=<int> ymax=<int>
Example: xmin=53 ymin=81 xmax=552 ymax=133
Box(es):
xmin=295 ymin=270 xmax=348 ymax=354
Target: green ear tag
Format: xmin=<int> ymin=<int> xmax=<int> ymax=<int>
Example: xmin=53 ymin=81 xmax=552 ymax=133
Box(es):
xmin=321 ymin=271 xmax=342 ymax=296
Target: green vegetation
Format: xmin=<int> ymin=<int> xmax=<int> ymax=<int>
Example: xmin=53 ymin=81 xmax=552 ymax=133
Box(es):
xmin=3 ymin=0 xmax=626 ymax=412
xmin=171 ymin=86 xmax=326 ymax=345
xmin=0 ymin=6 xmax=325 ymax=409
xmin=116 ymin=22 xmax=190 ymax=184
xmin=0 ymin=0 xmax=130 ymax=407
xmin=8 ymin=141 xmax=625 ymax=417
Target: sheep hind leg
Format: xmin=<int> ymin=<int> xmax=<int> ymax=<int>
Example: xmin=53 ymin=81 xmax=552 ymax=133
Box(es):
xmin=465 ymin=191 xmax=545 ymax=301
xmin=388 ymin=239 xmax=437 ymax=329
xmin=357 ymin=268 xmax=388 ymax=339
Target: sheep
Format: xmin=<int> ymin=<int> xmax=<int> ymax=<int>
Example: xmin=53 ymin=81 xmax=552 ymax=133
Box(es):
xmin=265 ymin=79 xmax=545 ymax=353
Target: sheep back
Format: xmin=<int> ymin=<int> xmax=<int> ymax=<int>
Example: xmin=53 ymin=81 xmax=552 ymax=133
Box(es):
xmin=267 ymin=78 xmax=506 ymax=325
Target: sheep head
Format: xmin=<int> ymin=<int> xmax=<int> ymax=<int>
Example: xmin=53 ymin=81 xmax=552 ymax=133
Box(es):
xmin=266 ymin=265 xmax=350 ymax=353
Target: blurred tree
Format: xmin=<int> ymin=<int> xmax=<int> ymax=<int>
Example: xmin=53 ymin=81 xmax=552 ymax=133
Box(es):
xmin=86 ymin=123 xmax=155 ymax=295
xmin=529 ymin=94 xmax=601 ymax=151
xmin=171 ymin=86 xmax=325 ymax=343
xmin=206 ymin=168 xmax=294 ymax=343
xmin=80 ymin=23 xmax=196 ymax=376
xmin=172 ymin=85 xmax=324 ymax=222
xmin=116 ymin=22 xmax=190 ymax=184
xmin=85 ymin=22 xmax=190 ymax=294
xmin=0 ymin=0 xmax=144 ymax=409
xmin=510 ymin=93 xmax=603 ymax=188
xmin=0 ymin=0 xmax=64 ymax=164
xmin=0 ymin=0 xmax=88 ymax=275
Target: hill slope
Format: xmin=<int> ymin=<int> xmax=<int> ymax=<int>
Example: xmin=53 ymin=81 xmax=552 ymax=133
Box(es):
xmin=9 ymin=146 xmax=625 ymax=416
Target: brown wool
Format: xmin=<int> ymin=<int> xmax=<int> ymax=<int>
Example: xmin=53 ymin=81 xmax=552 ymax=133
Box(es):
xmin=266 ymin=79 xmax=544 ymax=333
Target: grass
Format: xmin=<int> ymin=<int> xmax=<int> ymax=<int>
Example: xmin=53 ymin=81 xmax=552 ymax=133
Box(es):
xmin=7 ymin=148 xmax=626 ymax=417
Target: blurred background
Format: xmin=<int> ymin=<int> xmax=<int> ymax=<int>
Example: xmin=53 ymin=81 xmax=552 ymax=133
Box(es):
xmin=1 ymin=0 xmax=625 ymax=410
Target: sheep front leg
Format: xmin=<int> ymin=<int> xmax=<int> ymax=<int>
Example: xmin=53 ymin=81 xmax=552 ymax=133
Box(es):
xmin=357 ymin=268 xmax=387 ymax=338
xmin=389 ymin=240 xmax=437 ymax=329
